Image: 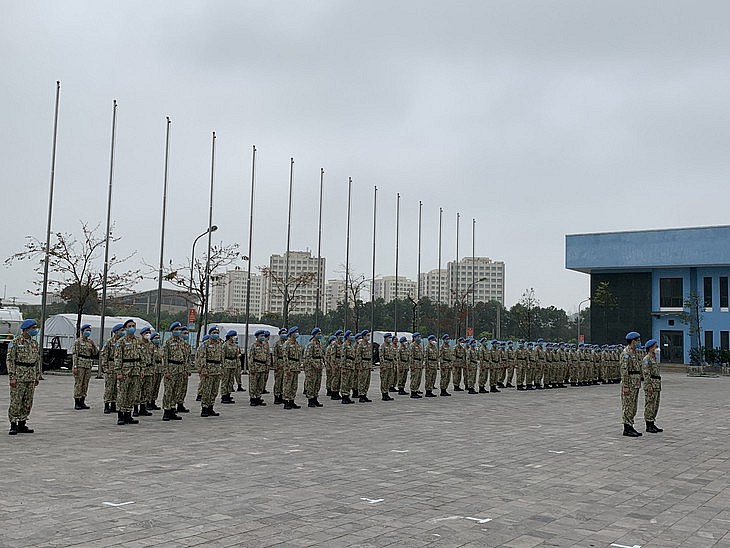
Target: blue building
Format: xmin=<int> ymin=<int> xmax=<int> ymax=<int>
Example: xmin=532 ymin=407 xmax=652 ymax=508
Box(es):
xmin=565 ymin=226 xmax=730 ymax=364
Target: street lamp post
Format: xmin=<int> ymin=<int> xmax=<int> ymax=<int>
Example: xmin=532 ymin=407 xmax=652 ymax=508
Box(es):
xmin=577 ymin=297 xmax=591 ymax=343
xmin=190 ymin=225 xmax=218 ymax=342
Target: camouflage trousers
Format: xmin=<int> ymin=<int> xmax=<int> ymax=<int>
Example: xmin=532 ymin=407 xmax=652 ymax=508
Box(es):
xmin=396 ymin=363 xmax=409 ymax=390
xmin=410 ymin=365 xmax=423 ymax=392
xmin=283 ymin=369 xmax=299 ymax=401
xmin=150 ymin=371 xmax=162 ymax=403
xmin=304 ymin=365 xmax=322 ymax=398
xmin=534 ymin=364 xmax=545 ymax=386
xmin=274 ymin=366 xmax=284 ymax=397
xmin=162 ymin=374 xmax=180 ymax=410
xmin=234 ymin=365 xmax=242 ymax=388
xmin=515 ymin=362 xmax=527 ymax=386
xmin=340 ymin=367 xmax=355 ymax=394
xmin=199 ymin=373 xmax=221 ymax=407
xmin=439 ymin=364 xmax=452 ymax=390
xmin=504 ymin=366 xmax=515 ymax=385
xmin=117 ymin=374 xmax=140 ymax=412
xmin=424 ymin=366 xmax=437 ymax=391
xmin=379 ymin=364 xmax=393 ymax=394
xmin=329 ymin=363 xmax=341 ymax=392
xmin=263 ymin=367 xmax=270 ymax=390
xmin=452 ymin=366 xmax=464 ymax=388
xmin=73 ymin=366 xmax=92 ymax=398
xmin=220 ymin=367 xmax=236 ymax=396
xmin=249 ymin=370 xmax=266 ymax=399
xmin=357 ymin=366 xmax=371 ymax=395
xmin=644 ymin=387 xmax=661 ymax=422
xmin=621 ymin=387 xmax=639 ymax=425
xmin=478 ymin=364 xmax=489 ymax=387
xmin=8 ymin=381 xmax=35 ymax=422
xmin=325 ymin=363 xmax=333 ymax=391
xmin=138 ymin=373 xmax=153 ymax=405
xmin=176 ymin=372 xmax=189 ymax=404
xmin=465 ymin=363 xmax=477 ymax=389
xmin=103 ymin=369 xmax=117 ymax=403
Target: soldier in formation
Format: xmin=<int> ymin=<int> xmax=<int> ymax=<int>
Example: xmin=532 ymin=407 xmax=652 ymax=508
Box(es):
xmin=71 ymin=323 xmax=96 ymax=410
xmin=282 ymin=326 xmax=303 ymax=409
xmin=248 ymin=329 xmax=270 ymax=407
xmin=196 ymin=326 xmax=223 ymax=417
xmin=642 ymin=338 xmax=663 ymax=434
xmin=6 ymin=319 xmax=40 ymax=435
xmin=220 ymin=330 xmax=240 ymax=404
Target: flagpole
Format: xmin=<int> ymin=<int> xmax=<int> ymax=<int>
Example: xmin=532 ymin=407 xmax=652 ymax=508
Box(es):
xmin=471 ymin=218 xmax=476 ymax=336
xmin=455 ymin=212 xmax=460 ymax=337
xmin=39 ymin=81 xmax=61 ymax=378
xmin=243 ymin=144 xmax=257 ymax=370
xmin=437 ymin=207 xmax=443 ymax=343
xmin=370 ymin=186 xmax=377 ymax=335
xmin=155 ymin=117 xmax=171 ymax=333
xmin=343 ymin=177 xmax=352 ymax=330
xmin=394 ymin=193 xmax=400 ymax=337
xmin=283 ymin=157 xmax=294 ymax=326
xmin=203 ymin=131 xmax=216 ymax=334
xmin=97 ymin=99 xmax=117 ymax=378
xmin=314 ymin=168 xmax=324 ymax=327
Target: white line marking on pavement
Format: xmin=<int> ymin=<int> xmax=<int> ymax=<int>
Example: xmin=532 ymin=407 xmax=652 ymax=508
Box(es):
xmin=286 ymin=449 xmax=302 ymax=453
xmin=248 ymin=452 xmax=262 ymax=455
xmin=525 ymin=463 xmax=543 ymax=468
xmin=480 ymin=464 xmax=495 ymax=468
xmin=465 ymin=517 xmax=492 ymax=524
xmin=528 ymin=425 xmax=542 ymax=428
xmin=548 ymin=450 xmax=565 ymax=454
xmin=431 ymin=516 xmax=462 ymax=522
xmin=190 ymin=463 xmax=209 ymax=468
xmin=430 ymin=515 xmax=493 ymax=525
xmin=103 ymin=501 xmax=135 ymax=507
xmin=360 ymin=498 xmax=383 ymax=504
xmin=610 ymin=543 xmax=641 ymax=548
xmin=391 ymin=450 xmax=409 ymax=453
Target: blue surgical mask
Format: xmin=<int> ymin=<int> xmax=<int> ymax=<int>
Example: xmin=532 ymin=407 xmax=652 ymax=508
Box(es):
xmin=28 ymin=328 xmax=39 ymax=337
xmin=182 ymin=333 xmax=189 ymax=341
xmin=257 ymin=336 xmax=265 ymax=342
xmin=172 ymin=330 xmax=181 ymax=337
xmin=152 ymin=338 xmax=161 ymax=345
xmin=126 ymin=327 xmax=136 ymax=336
xmin=211 ymin=333 xmax=219 ymax=340
xmin=338 ymin=336 xmax=344 ymax=342
xmin=83 ymin=330 xmax=91 ymax=338
xmin=316 ymin=335 xmax=323 ymax=341
xmin=280 ymin=334 xmax=287 ymax=340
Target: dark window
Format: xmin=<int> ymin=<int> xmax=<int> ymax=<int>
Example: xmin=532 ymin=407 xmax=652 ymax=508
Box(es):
xmin=721 ymin=277 xmax=729 ymax=308
xmin=704 ymin=277 xmax=713 ymax=308
xmin=721 ymin=331 xmax=729 ymax=351
xmin=659 ymin=278 xmax=683 ymax=308
xmin=705 ymin=330 xmax=714 ymax=350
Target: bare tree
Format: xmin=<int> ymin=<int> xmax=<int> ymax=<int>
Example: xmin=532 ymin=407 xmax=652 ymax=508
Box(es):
xmin=513 ymin=287 xmax=540 ymax=341
xmin=5 ymin=222 xmax=141 ymax=335
xmin=336 ymin=264 xmax=370 ymax=332
xmin=260 ymin=266 xmax=317 ymax=327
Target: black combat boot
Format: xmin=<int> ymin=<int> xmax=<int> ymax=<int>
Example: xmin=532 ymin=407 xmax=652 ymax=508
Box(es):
xmin=341 ymin=394 xmax=354 ymax=404
xmin=478 ymin=386 xmax=488 ymax=394
xmin=516 ymin=385 xmax=524 ymax=390
xmin=536 ymin=384 xmax=544 ymax=390
xmin=274 ymin=395 xmax=284 ymax=405
xmin=250 ymin=398 xmax=259 ymax=406
xmin=17 ymin=420 xmax=34 ymax=434
xmin=497 ymin=382 xmax=505 ymax=388
xmin=110 ymin=402 xmax=117 ymax=412
xmin=526 ymin=384 xmax=534 ymax=390
xmin=467 ymin=387 xmax=478 ymax=394
xmin=8 ymin=422 xmax=18 ymax=435
xmin=646 ymin=422 xmax=663 ymax=433
xmin=170 ymin=409 xmax=182 ymax=420
xmin=117 ymin=411 xmax=126 ymax=425
xmin=623 ymin=424 xmax=641 ymax=437
xmin=138 ymin=404 xmax=152 ymax=416
xmin=162 ymin=409 xmax=171 ymax=421
xmin=440 ymin=388 xmax=451 ymax=397
xmin=176 ymin=403 xmax=189 ymax=413
xmin=236 ymin=384 xmax=245 ymax=392
xmin=398 ymin=388 xmax=408 ymax=395
xmin=132 ymin=405 xmax=140 ymax=417
xmin=410 ymin=391 xmax=422 ymax=399
xmin=283 ymin=400 xmax=293 ymax=409
xmin=290 ymin=400 xmax=302 ymax=409
xmin=308 ymin=398 xmax=316 ymax=408
xmin=221 ymin=394 xmax=234 ymax=404
xmin=326 ymin=389 xmax=333 ymax=397
xmin=125 ymin=412 xmax=139 ymax=424
xmin=506 ymin=382 xmax=514 ymax=388
xmin=381 ymin=393 xmax=394 ymax=401
xmin=257 ymin=397 xmax=267 ymax=406
xmin=195 ymin=394 xmax=202 ymax=401
xmin=208 ymin=405 xmax=220 ymax=416
xmin=453 ymin=385 xmax=464 ymax=392
xmin=74 ymin=398 xmax=83 ymax=410
xmin=313 ymin=398 xmax=323 ymax=407
xmin=330 ymin=392 xmax=341 ymax=400
xmin=425 ymin=390 xmax=437 ymax=398
xmin=490 ymin=385 xmax=500 ymax=393
xmin=80 ymin=397 xmax=90 ymax=409
xmin=359 ymin=395 xmax=372 ymax=403
xmin=352 ymin=390 xmax=359 ymax=399
xmin=148 ymin=401 xmax=160 ymax=410
xmin=104 ymin=402 xmax=111 ymax=414
xmin=389 ymin=386 xmax=398 ymax=393
xmin=201 ymin=406 xmax=211 ymax=417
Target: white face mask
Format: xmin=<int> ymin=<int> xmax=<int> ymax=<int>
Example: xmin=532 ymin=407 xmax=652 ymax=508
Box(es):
xmin=143 ymin=333 xmax=151 ymax=341
xmin=654 ymin=348 xmax=660 ymax=357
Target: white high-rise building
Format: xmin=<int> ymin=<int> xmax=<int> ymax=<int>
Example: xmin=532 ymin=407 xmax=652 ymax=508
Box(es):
xmin=324 ymin=279 xmax=346 ymax=314
xmin=264 ymin=251 xmax=325 ymax=316
xmin=210 ymin=267 xmax=265 ymax=317
xmin=419 ymin=268 xmax=449 ymax=304
xmin=372 ymin=276 xmax=417 ymax=303
xmin=447 ymin=256 xmax=505 ymax=305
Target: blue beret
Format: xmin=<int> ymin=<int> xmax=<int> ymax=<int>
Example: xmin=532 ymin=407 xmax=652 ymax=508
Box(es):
xmin=208 ymin=325 xmax=219 ymax=334
xmin=355 ymin=332 xmax=363 ymax=339
xmin=399 ymin=336 xmax=407 ymax=343
xmin=625 ymin=331 xmax=640 ymax=341
xmin=645 ymin=339 xmax=658 ymax=350
xmin=226 ymin=330 xmax=237 ymax=338
xmin=263 ymin=330 xmax=270 ymax=336
xmin=181 ymin=325 xmax=189 ymax=331
xmin=124 ymin=319 xmax=135 ymax=327
xmin=537 ymin=338 xmax=544 ymax=342
xmin=384 ymin=333 xmax=392 ymax=339
xmin=140 ymin=326 xmax=152 ymax=335
xmin=20 ymin=319 xmax=37 ymax=330
xmin=170 ymin=322 xmax=182 ymax=330
xmin=201 ymin=335 xmax=210 ymax=342
xmin=442 ymin=334 xmax=450 ymax=340
xmin=80 ymin=324 xmax=92 ymax=331
xmin=287 ymin=326 xmax=299 ymax=336
xmin=112 ymin=323 xmax=124 ymax=333
xmin=344 ymin=330 xmax=352 ymax=338
xmin=254 ymin=329 xmax=265 ymax=336
xmin=361 ymin=329 xmax=369 ymax=335
xmin=458 ymin=337 xmax=465 ymax=342
xmin=412 ymin=332 xmax=420 ymax=339
xmin=311 ymin=327 xmax=321 ymax=336
xmin=328 ymin=335 xmax=336 ymax=343
xmin=334 ymin=329 xmax=344 ymax=336
xmin=151 ymin=331 xmax=160 ymax=339
xmin=427 ymin=335 xmax=436 ymax=341
xmin=279 ymin=327 xmax=288 ymax=334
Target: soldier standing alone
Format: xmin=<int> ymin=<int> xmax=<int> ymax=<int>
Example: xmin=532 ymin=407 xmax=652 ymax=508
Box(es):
xmin=304 ymin=328 xmax=325 ymax=407
xmin=248 ymin=329 xmax=269 ymax=407
xmin=282 ymin=326 xmax=303 ymax=409
xmin=620 ymin=331 xmax=643 ymax=437
xmin=642 ymin=339 xmax=663 ymax=433
xmin=71 ymin=323 xmax=96 ymax=410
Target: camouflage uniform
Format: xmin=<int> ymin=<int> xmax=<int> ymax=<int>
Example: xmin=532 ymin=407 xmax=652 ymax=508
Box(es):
xmin=526 ymin=345 xmax=537 ymax=388
xmin=196 ymin=338 xmax=223 ymax=409
xmin=303 ymin=338 xmax=325 ymax=399
xmin=356 ymin=338 xmax=373 ymax=397
xmin=149 ymin=343 xmax=163 ymax=406
xmin=465 ymin=344 xmax=478 ymax=391
xmin=452 ymin=343 xmax=466 ymax=389
xmin=439 ymin=342 xmax=453 ymax=390
xmin=396 ymin=341 xmax=409 ymax=391
xmin=138 ymin=338 xmax=154 ymax=410
xmin=6 ymin=334 xmax=40 ymax=423
xmin=101 ymin=335 xmax=119 ymax=406
xmin=477 ymin=342 xmax=490 ymax=391
xmin=283 ymin=337 xmax=303 ymax=403
xmin=248 ymin=340 xmax=270 ymax=401
xmin=340 ymin=340 xmax=356 ymax=396
xmin=490 ymin=344 xmax=502 ymax=391
xmin=642 ymin=352 xmax=661 ymax=423
xmin=273 ymin=338 xmax=286 ymax=399
xmin=114 ymin=334 xmax=143 ymax=413
xmin=620 ymin=344 xmax=642 ymax=425
xmin=397 ymin=341 xmax=414 ymax=392
xmin=72 ymin=335 xmax=96 ymax=400
xmin=176 ymin=339 xmax=192 ymax=406
xmin=410 ymin=340 xmax=425 ymax=393
xmin=324 ymin=339 xmax=336 ymax=394
xmin=162 ymin=336 xmax=188 ymax=412
xmin=534 ymin=344 xmax=545 ymax=388
xmin=330 ymin=339 xmax=343 ymax=395
xmin=515 ymin=345 xmax=528 ymax=388
xmin=380 ymin=340 xmax=397 ymax=395
xmin=504 ymin=344 xmax=515 ymax=386
xmin=221 ymin=339 xmax=240 ymax=400
xmin=424 ymin=341 xmax=439 ymax=392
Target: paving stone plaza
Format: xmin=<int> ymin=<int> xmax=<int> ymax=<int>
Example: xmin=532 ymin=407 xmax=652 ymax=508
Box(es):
xmin=1 ymin=371 xmax=729 ymax=547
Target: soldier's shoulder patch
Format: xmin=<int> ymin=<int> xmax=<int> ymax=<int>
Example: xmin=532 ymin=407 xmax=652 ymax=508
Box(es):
xmin=622 ymin=353 xmax=629 ymax=359
xmin=7 ymin=342 xmax=13 ymax=349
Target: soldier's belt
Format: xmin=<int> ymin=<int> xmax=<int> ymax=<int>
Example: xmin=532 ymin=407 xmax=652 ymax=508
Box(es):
xmin=122 ymin=358 xmax=140 ymax=363
xmin=628 ymin=370 xmax=641 ymax=375
xmin=206 ymin=360 xmax=222 ymax=364
xmin=168 ymin=360 xmax=184 ymax=365
xmin=78 ymin=353 xmax=94 ymax=358
xmin=14 ymin=361 xmax=36 ymax=367
xmin=288 ymin=358 xmax=300 ymax=361
xmin=442 ymin=358 xmax=452 ymax=362
xmin=650 ymin=375 xmax=661 ymax=380
xmin=345 ymin=358 xmax=355 ymax=361
xmin=428 ymin=358 xmax=439 ymax=362
xmin=253 ymin=359 xmax=268 ymax=364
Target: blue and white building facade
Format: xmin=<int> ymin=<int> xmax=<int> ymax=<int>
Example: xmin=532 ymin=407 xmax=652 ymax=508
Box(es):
xmin=566 ymin=226 xmax=730 ymax=364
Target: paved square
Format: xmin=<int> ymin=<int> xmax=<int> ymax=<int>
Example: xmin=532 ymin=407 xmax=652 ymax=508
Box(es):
xmin=1 ymin=371 xmax=729 ymax=547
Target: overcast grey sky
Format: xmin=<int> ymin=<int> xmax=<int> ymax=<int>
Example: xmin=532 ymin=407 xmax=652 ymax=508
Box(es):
xmin=2 ymin=0 xmax=729 ymax=312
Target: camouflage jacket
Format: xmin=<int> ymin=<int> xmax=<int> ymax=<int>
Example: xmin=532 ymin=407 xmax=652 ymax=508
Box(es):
xmin=283 ymin=339 xmax=303 ymax=372
xmin=114 ymin=335 xmax=143 ymax=375
xmin=163 ymin=337 xmax=189 ymax=375
xmin=72 ymin=336 xmax=97 ymax=369
xmin=6 ymin=334 xmax=40 ymax=382
xmin=248 ymin=341 xmax=271 ymax=373
xmin=223 ymin=340 xmax=240 ymax=370
xmin=196 ymin=338 xmax=224 ymax=374
xmin=304 ymin=340 xmax=325 ymax=370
